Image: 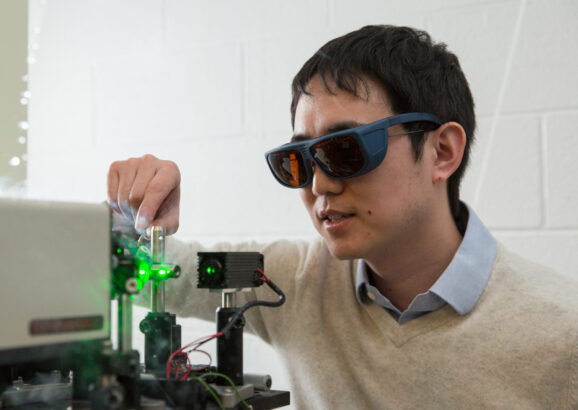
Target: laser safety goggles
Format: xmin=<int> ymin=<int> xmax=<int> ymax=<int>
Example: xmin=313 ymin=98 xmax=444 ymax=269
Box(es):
xmin=265 ymin=112 xmax=442 ymax=188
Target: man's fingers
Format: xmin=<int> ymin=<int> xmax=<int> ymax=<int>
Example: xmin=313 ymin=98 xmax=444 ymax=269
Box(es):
xmin=147 ymin=184 xmax=180 ymax=235
xmin=107 ymin=155 xmax=181 ymax=236
xmin=137 ymin=193 xmax=179 ymax=234
xmin=129 ymin=159 xmax=158 ymax=227
xmin=135 ymin=162 xmax=181 ymax=233
xmin=148 ymin=213 xmax=179 ymax=236
xmin=115 ymin=158 xmax=140 ymax=220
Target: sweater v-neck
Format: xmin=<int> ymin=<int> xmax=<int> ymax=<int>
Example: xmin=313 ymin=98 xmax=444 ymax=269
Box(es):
xmin=362 ymin=301 xmax=457 ymax=347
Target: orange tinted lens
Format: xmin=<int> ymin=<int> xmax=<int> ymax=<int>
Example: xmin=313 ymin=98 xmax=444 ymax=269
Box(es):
xmin=268 ymin=150 xmax=307 ymax=187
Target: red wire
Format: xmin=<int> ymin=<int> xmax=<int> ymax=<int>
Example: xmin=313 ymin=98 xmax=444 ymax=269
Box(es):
xmin=257 ymin=268 xmax=270 ymax=282
xmin=179 ymin=354 xmax=192 ymax=381
xmin=166 ymin=270 xmax=274 ymax=380
xmin=166 ymin=349 xmax=182 ymax=379
xmin=176 ymin=355 xmax=188 ymax=379
xmin=166 ymin=331 xmax=223 ymax=380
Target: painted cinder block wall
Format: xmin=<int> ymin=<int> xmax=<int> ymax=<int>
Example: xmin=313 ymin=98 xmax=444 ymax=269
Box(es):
xmin=27 ymin=0 xmax=578 ymax=402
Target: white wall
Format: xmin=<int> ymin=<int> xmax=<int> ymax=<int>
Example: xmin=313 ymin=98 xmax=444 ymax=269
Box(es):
xmin=27 ymin=0 xmax=578 ymax=404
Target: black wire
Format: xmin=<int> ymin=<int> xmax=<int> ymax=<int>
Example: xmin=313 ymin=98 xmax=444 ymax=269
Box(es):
xmin=219 ymin=279 xmax=285 ymax=336
xmin=147 ymin=375 xmax=177 ymax=408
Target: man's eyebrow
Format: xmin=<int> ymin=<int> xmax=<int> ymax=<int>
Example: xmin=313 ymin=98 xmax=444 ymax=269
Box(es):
xmin=290 ymin=134 xmax=309 ymax=143
xmin=290 ymin=120 xmax=364 ymax=143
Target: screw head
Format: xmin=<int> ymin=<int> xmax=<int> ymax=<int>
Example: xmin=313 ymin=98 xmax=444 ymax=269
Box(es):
xmin=125 ymin=278 xmax=138 ymax=293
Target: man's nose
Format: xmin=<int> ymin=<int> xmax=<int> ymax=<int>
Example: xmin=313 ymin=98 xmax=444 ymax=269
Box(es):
xmin=311 ymin=165 xmax=344 ymax=196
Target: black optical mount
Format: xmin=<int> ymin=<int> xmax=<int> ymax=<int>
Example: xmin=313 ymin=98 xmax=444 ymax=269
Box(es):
xmin=196 ymin=252 xmax=288 ymax=406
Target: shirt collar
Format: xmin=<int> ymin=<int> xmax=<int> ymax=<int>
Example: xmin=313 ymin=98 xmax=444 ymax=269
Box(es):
xmin=355 ymin=202 xmax=497 ymax=316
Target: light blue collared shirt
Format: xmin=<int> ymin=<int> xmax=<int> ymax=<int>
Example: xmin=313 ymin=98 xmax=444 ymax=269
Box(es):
xmin=356 ymin=203 xmax=497 ymax=325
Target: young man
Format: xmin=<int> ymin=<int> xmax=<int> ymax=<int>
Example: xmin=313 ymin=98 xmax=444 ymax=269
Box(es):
xmin=108 ymin=25 xmax=578 ymax=409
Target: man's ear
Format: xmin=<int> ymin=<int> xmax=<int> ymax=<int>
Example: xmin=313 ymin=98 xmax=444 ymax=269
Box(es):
xmin=431 ymin=122 xmax=466 ymax=183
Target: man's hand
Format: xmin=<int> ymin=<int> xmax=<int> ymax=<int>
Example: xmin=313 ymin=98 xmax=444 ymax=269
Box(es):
xmin=107 ymin=154 xmax=180 ymax=235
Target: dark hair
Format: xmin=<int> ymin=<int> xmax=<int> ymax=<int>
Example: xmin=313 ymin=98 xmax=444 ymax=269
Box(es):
xmin=290 ymin=25 xmax=475 ymax=220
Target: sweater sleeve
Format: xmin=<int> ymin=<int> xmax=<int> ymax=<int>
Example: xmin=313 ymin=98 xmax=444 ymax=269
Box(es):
xmin=234 ymin=238 xmax=325 ymax=345
xmin=568 ymin=328 xmax=578 ymax=409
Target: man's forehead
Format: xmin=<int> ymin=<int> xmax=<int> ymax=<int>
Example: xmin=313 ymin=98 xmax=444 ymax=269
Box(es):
xmin=292 ymin=76 xmax=392 ymax=139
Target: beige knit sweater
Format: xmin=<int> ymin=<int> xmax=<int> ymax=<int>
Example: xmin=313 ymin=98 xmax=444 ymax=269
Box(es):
xmin=160 ymin=237 xmax=578 ymax=409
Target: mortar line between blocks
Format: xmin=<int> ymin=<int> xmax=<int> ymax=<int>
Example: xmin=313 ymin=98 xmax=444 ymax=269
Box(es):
xmin=473 ymin=0 xmax=527 ymax=208
xmin=540 ymin=115 xmax=549 ymax=229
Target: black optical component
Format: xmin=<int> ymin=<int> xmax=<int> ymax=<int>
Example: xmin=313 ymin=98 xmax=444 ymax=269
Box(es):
xmin=197 ymin=252 xmax=264 ymax=290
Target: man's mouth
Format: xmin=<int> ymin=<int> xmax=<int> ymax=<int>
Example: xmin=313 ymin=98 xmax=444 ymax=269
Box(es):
xmin=326 ymin=214 xmax=348 ymax=222
xmin=319 ymin=210 xmax=355 ymax=223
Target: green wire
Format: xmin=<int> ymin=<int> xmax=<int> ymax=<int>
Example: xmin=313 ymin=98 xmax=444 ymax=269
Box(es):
xmin=191 ymin=376 xmax=225 ymax=410
xmin=200 ymin=372 xmax=251 ymax=409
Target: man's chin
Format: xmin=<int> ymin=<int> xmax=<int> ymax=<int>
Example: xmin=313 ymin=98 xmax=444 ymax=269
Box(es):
xmin=324 ymin=240 xmax=361 ymax=261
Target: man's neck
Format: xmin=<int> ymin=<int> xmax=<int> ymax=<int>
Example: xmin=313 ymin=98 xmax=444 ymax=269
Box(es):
xmin=366 ymin=204 xmax=464 ymax=312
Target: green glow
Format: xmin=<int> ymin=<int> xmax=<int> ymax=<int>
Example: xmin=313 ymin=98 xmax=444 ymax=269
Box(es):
xmin=116 ymin=248 xmax=122 ymax=254
xmin=137 ymin=261 xmax=151 ymax=288
xmin=146 ymin=264 xmax=173 ymax=280
xmin=206 ymin=266 xmax=216 ymax=275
